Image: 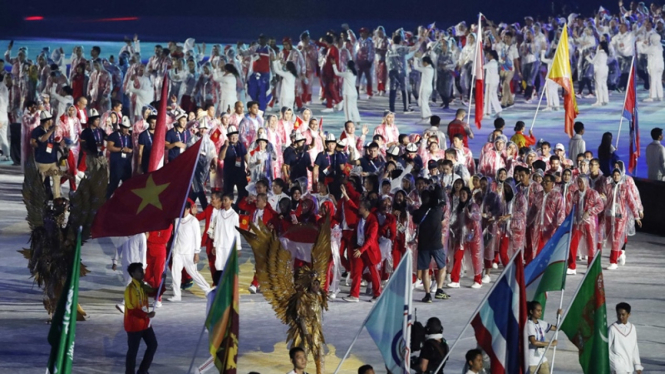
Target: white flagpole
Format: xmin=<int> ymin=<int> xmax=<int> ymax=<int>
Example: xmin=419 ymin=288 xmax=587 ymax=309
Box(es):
xmin=187 ymin=324 xmax=208 ymax=374
xmin=403 ymin=252 xmax=413 ymax=374
xmin=532 ymin=251 xmax=603 ymax=374
xmin=616 ymin=55 xmax=635 ymax=149
xmin=547 ymin=205 xmax=576 ymax=374
xmin=466 ymin=13 xmax=483 ymax=125
xmin=333 ymin=250 xmax=413 ymax=374
xmin=432 ymin=248 xmax=523 ymax=374
xmin=153 ymin=138 xmax=204 ymax=310
xmin=530 ymin=26 xmax=563 ymax=132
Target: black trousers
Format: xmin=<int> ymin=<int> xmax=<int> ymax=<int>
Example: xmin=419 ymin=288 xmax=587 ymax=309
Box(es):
xmin=223 ymin=171 xmax=248 ymax=202
xmin=126 ymin=327 xmax=158 ymax=374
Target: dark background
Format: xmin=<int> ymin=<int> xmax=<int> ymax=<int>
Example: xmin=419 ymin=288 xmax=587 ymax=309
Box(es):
xmin=1 ymin=0 xmax=607 ymax=43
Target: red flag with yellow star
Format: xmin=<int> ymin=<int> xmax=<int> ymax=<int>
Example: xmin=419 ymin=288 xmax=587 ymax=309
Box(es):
xmin=91 ymin=139 xmax=202 ymax=238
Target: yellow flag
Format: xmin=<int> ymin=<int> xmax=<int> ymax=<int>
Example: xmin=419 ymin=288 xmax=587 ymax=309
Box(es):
xmin=547 ymin=25 xmax=578 ymax=137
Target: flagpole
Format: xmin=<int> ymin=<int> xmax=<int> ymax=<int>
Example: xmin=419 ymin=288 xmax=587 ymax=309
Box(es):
xmin=615 ymin=55 xmax=635 ymax=149
xmin=466 ymin=13 xmax=482 ymax=126
xmin=153 ymin=139 xmax=204 ymax=310
xmin=532 ymin=252 xmax=603 ymax=373
xmin=547 ymin=204 xmax=576 ymax=374
xmin=332 ymin=250 xmax=413 ymax=374
xmin=432 ymin=248 xmax=523 ymax=374
xmin=529 ymin=31 xmax=560 ymax=132
xmin=187 ymin=323 xmax=208 ymax=374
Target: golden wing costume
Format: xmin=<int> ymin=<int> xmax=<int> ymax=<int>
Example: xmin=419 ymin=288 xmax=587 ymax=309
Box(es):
xmin=237 ymin=215 xmax=331 ymax=374
xmin=19 ymin=155 xmax=108 ymax=321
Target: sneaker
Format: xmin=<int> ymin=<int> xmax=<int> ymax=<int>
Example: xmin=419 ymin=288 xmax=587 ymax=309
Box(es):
xmin=619 ymin=250 xmax=626 ymax=266
xmin=181 ymin=281 xmax=193 ymax=290
xmin=429 ymin=282 xmax=437 ymax=293
xmin=321 ymin=108 xmax=334 ymax=113
xmin=421 ymin=293 xmax=433 ymax=303
xmin=404 ymin=108 xmax=415 ymax=114
xmin=553 ymin=107 xmax=560 ymax=111
xmin=447 ymin=282 xmax=460 ymax=288
xmin=607 ymin=263 xmax=618 ymax=270
xmin=471 ymin=282 xmax=482 ymax=289
xmin=541 ymin=107 xmax=553 ymax=112
xmin=342 ymin=296 xmax=359 ymax=303
xmin=414 ymin=280 xmax=424 ymax=290
xmin=482 ymin=275 xmax=491 ymax=284
xmin=154 ymin=301 xmax=163 ymax=308
xmin=434 ymin=289 xmax=450 ymax=300
xmin=248 ymin=285 xmax=258 ymax=294
xmin=166 ymin=297 xmax=180 ymax=302
xmin=115 ymin=303 xmax=125 ymax=314
xmin=369 ymin=297 xmax=378 ymax=303
xmin=492 ymin=263 xmax=498 ymax=269
xmin=584 ymin=94 xmax=595 ymax=99
xmin=345 ymin=273 xmax=351 ymax=286
xmin=335 ymin=101 xmax=344 ymax=111
xmin=328 ymin=292 xmax=337 ymax=300
xmin=525 ymin=99 xmax=533 ymax=104
xmin=365 ymin=285 xmax=373 ymax=296
xmin=361 ymin=280 xmax=367 ymax=287
xmin=575 ymin=94 xmax=582 ymax=99
xmin=643 ymin=97 xmax=654 ymax=102
xmin=566 ymin=268 xmax=577 ymax=275
xmin=591 ymin=102 xmax=602 ymax=107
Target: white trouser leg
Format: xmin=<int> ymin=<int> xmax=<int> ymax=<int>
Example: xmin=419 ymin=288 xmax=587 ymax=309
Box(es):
xmin=171 ymin=254 xmax=184 ymax=298
xmin=184 ymin=257 xmax=211 ymax=293
xmin=651 ymin=68 xmax=664 ymax=99
xmin=0 ymin=115 xmax=8 ymax=157
xmin=489 ymin=83 xmax=502 ymax=114
xmin=547 ymin=81 xmax=560 ymax=108
xmin=420 ymin=89 xmax=432 ymax=118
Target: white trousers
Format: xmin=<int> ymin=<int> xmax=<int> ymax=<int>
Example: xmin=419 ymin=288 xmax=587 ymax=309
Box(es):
xmin=484 ymin=82 xmax=502 ymax=115
xmin=594 ymin=68 xmax=609 ymax=104
xmin=343 ymin=94 xmax=361 ymax=123
xmin=419 ymin=88 xmax=432 ymax=119
xmin=0 ymin=113 xmax=8 ymax=158
xmin=648 ymin=67 xmax=664 ymax=99
xmin=545 ymin=79 xmax=560 ymax=108
xmin=171 ymin=253 xmax=211 ymax=298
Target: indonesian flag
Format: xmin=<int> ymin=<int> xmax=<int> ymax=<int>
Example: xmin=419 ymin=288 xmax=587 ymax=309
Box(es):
xmin=473 ymin=13 xmax=484 ymax=129
xmin=279 ymin=224 xmax=320 ymax=262
xmin=547 ymin=25 xmax=578 ymax=137
xmin=148 ymin=71 xmax=170 ymax=172
xmin=294 ymin=116 xmax=304 ymax=130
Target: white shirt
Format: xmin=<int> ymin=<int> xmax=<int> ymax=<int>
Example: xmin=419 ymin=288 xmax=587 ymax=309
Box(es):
xmin=609 ymin=321 xmax=643 ymax=373
xmin=527 ymin=319 xmax=551 ymax=366
xmin=209 ymin=208 xmax=242 ymax=271
xmin=113 ymin=233 xmax=147 ymax=267
xmin=333 ymin=65 xmax=358 ymax=98
xmin=646 ymin=139 xmax=665 ymax=181
xmin=269 ymin=192 xmax=289 ymax=211
xmin=484 ymin=59 xmax=500 ymax=85
xmin=173 ymin=214 xmax=202 ymax=255
xmin=414 ymin=61 xmax=434 ymax=92
xmin=612 ymin=31 xmax=636 ymax=58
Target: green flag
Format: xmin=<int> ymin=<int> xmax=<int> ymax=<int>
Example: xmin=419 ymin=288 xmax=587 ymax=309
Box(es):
xmin=46 ymin=229 xmax=82 ymax=373
xmin=205 ymin=247 xmax=239 ymax=373
xmin=560 ymin=255 xmax=611 ymax=374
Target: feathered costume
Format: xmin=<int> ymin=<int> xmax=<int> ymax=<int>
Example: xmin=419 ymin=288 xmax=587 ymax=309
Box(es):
xmin=237 ymin=216 xmax=331 ymax=374
xmin=19 ymin=154 xmax=108 ymax=322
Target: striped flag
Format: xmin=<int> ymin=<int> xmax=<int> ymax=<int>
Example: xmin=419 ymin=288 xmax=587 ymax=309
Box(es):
xmin=205 ymin=246 xmax=239 ymax=373
xmin=473 ymin=13 xmax=484 ymax=129
xmin=622 ymin=56 xmax=640 ymax=174
xmin=471 ymin=254 xmax=526 ymax=374
xmin=524 ymin=208 xmax=574 ymax=312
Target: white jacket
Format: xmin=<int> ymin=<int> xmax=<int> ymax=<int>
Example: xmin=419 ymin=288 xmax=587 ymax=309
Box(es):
xmin=333 ymin=64 xmax=357 ymax=98
xmin=568 ymin=134 xmax=586 ymax=160
xmin=173 ymin=214 xmax=202 ymax=256
xmin=484 ymin=59 xmax=500 ymax=85
xmin=209 ymin=208 xmax=241 ymax=270
xmin=646 ymin=140 xmax=665 ymax=181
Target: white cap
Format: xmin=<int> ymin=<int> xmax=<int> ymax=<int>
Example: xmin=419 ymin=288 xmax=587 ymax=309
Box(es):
xmin=40 ymin=111 xmax=52 ymax=122
xmin=198 ymin=118 xmax=209 ymax=129
xmin=325 ymin=133 xmax=336 ymax=143
xmin=387 ymin=145 xmax=400 ymax=156
xmin=336 ymin=138 xmax=348 ymax=147
xmin=227 ymin=125 xmax=239 ymax=135
xmin=406 ymin=143 xmax=418 ymax=153
xmin=555 ymin=143 xmax=565 ymax=151
xmin=88 ymin=108 xmax=100 ymax=119
xmin=257 ymin=132 xmax=269 ymax=142
xmin=176 ymin=110 xmax=187 ymax=121
xmin=294 ymin=132 xmax=306 ymax=142
xmin=120 ymin=116 xmax=131 ymax=128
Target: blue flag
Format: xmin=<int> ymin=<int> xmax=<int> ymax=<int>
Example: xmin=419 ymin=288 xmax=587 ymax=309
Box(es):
xmin=364 ymin=250 xmax=413 ymax=374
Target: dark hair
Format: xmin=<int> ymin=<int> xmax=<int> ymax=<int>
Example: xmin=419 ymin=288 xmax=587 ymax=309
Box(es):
xmin=514 ymin=121 xmax=525 ymax=132
xmin=185 ymin=200 xmax=193 ymax=210
xmin=324 ymin=35 xmax=334 ymax=44
xmin=256 ymin=179 xmax=269 ymax=189
xmin=112 ymin=99 xmax=122 ymax=109
xmin=273 ymin=178 xmax=286 ymax=190
xmin=224 ymin=63 xmax=240 ymax=77
xmin=651 ymin=127 xmax=663 ymax=140
xmin=616 ymin=302 xmax=631 ymax=314
xmin=285 ymin=61 xmax=298 ymax=77
xmin=542 ymin=141 xmax=551 ymax=148
xmin=347 ymin=60 xmax=357 ymax=76
xmin=358 ymin=365 xmax=374 ymax=374
xmin=25 ymin=100 xmax=37 ymax=108
xmin=574 ymin=121 xmax=585 ymax=134
xmin=599 ymin=40 xmax=609 ymax=55
xmin=365 ymin=174 xmax=379 ymax=193
xmin=456 ymin=108 xmax=466 ymax=117
xmin=465 ymin=349 xmax=483 ymax=365
xmin=344 ymin=121 xmax=355 ymax=131
xmin=425 ymin=317 xmax=443 ymax=334
xmin=368 ymin=141 xmax=379 ymax=149
xmin=422 ymin=56 xmax=434 ymax=65
xmin=442 ymin=159 xmax=453 ymax=168
xmin=598 ymin=132 xmax=614 ymax=159
xmin=487 ymin=49 xmax=499 ymax=60
xmin=204 ymin=103 xmax=215 ymax=111
xmin=392 ymin=34 xmax=402 ymax=44
xmin=62 ymin=86 xmax=73 ymax=96
xmin=457 ymin=186 xmax=472 ymax=212
xmin=494 ymin=117 xmax=505 ymax=130
xmin=527 ymin=300 xmax=542 ymax=315
xmin=543 ymin=174 xmax=556 ymax=183
xmin=92 ymin=46 xmax=101 ymax=54
xmin=549 ymin=155 xmax=560 ymax=162
xmin=290 ymin=186 xmax=302 ymax=195
xmin=211 ymin=191 xmax=223 ymax=200
xmin=127 ymin=262 xmax=143 ymax=275
xmin=222 ymin=192 xmax=234 ymax=201
xmin=289 ymin=347 xmax=305 ymax=360
xmin=359 ymin=199 xmax=372 ymax=211
xmin=430 ymin=115 xmax=441 ymax=126
xmin=247 ymin=101 xmax=259 ymax=109
xmin=398 ymin=134 xmax=409 ymax=143
xmin=372 ymin=134 xmax=384 ymax=142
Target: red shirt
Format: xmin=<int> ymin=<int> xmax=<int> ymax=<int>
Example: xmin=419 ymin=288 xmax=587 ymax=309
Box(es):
xmin=447 ymin=119 xmax=470 ymax=147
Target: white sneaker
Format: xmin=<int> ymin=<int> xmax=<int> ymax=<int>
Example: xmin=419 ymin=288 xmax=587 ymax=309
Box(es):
xmin=584 ymin=94 xmax=595 ymax=99
xmin=166 ymin=297 xmax=180 ymax=302
xmin=321 ymin=108 xmax=334 ymax=113
xmin=447 ymin=282 xmax=460 ymax=288
xmin=482 ymin=275 xmax=491 ymax=284
xmin=607 ymin=263 xmax=618 ymax=270
xmin=430 ymin=282 xmax=438 ymax=293
xmin=342 ymin=296 xmax=359 ymax=302
xmin=619 ymin=250 xmax=626 ymax=266
xmin=445 ymin=274 xmax=452 ymax=284
xmin=414 ymin=280 xmax=424 ymax=290
xmin=248 ymin=285 xmax=257 ymax=294
xmin=328 ymin=292 xmax=337 ymax=300
xmin=492 ymin=263 xmax=498 ymax=269
xmin=471 ymin=282 xmax=482 ymax=289
xmin=541 ymin=107 xmax=553 ymax=112
xmin=345 ymin=273 xmax=351 ymax=286
xmin=115 ymin=303 xmax=125 ymax=314
xmin=591 ymin=102 xmax=602 ymax=107
xmin=361 ymin=280 xmax=367 ymax=287
xmin=335 ymin=101 xmax=344 ymax=111
xmin=154 ymin=300 xmax=163 ymax=308
xmin=566 ymin=268 xmax=577 ymax=275
xmin=643 ymin=97 xmax=654 ymax=102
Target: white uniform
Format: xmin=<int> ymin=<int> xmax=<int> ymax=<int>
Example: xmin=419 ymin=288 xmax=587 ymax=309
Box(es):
xmin=587 ymin=49 xmax=609 ymax=105
xmin=608 ymin=321 xmax=643 ymax=374
xmin=272 ymin=60 xmax=296 ymax=111
xmin=540 ymin=52 xmax=560 ymax=109
xmin=646 ymin=139 xmax=665 ymax=181
xmin=333 ymin=64 xmax=360 ymax=122
xmin=0 ymin=83 xmax=9 ymax=158
xmin=213 ymin=70 xmax=238 ymax=115
xmin=483 ymin=59 xmax=502 ymax=116
xmin=113 ymin=234 xmax=148 ymax=286
xmin=171 ymin=214 xmax=211 ymax=299
xmin=209 ymin=207 xmax=242 ymax=271
xmin=126 ymin=76 xmax=154 ymax=121
xmin=413 ymin=60 xmax=434 ymax=119
xmin=641 ymin=34 xmax=664 ymax=100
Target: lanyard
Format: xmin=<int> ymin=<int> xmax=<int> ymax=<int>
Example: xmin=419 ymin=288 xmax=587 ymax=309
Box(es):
xmin=119 ymin=133 xmax=127 ymax=148
xmin=147 ymin=131 xmax=153 ymax=146
xmin=93 ymin=128 xmax=102 ymax=144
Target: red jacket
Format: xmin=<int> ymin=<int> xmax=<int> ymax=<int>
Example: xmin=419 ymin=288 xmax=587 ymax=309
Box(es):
xmin=350 ymin=207 xmax=381 ymax=265
xmin=146 ymin=225 xmax=173 ymax=247
xmin=378 ymin=212 xmax=397 ymax=242
xmin=238 ymin=199 xmax=278 ymax=226
xmin=335 ymin=182 xmax=361 ymax=229
xmin=196 ymin=205 xmax=215 ymax=247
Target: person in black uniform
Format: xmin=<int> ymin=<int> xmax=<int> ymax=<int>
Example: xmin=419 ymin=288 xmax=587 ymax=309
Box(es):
xmin=79 ymin=108 xmax=106 ymax=171
xmin=220 ymin=125 xmax=248 ymax=202
xmin=137 ymin=114 xmax=157 ymax=174
xmin=106 ymin=115 xmax=133 ymax=198
xmin=282 ymin=132 xmax=312 ymax=187
xmin=30 ymin=111 xmax=61 ymax=199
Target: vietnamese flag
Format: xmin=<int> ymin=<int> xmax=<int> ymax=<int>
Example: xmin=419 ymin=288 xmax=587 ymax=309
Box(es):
xmin=547 ymin=25 xmax=579 ymax=137
xmin=148 ymin=71 xmax=170 ymax=172
xmin=91 ymin=139 xmax=202 ymax=238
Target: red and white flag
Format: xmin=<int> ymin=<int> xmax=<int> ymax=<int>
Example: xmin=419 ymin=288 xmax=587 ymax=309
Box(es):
xmin=279 ymin=224 xmax=320 ymax=262
xmin=148 ymin=71 xmax=170 ymax=172
xmin=473 ymin=13 xmax=484 ymax=129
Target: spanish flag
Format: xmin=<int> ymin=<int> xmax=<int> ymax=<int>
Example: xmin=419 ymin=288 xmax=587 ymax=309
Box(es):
xmin=547 ymin=25 xmax=578 ymax=137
